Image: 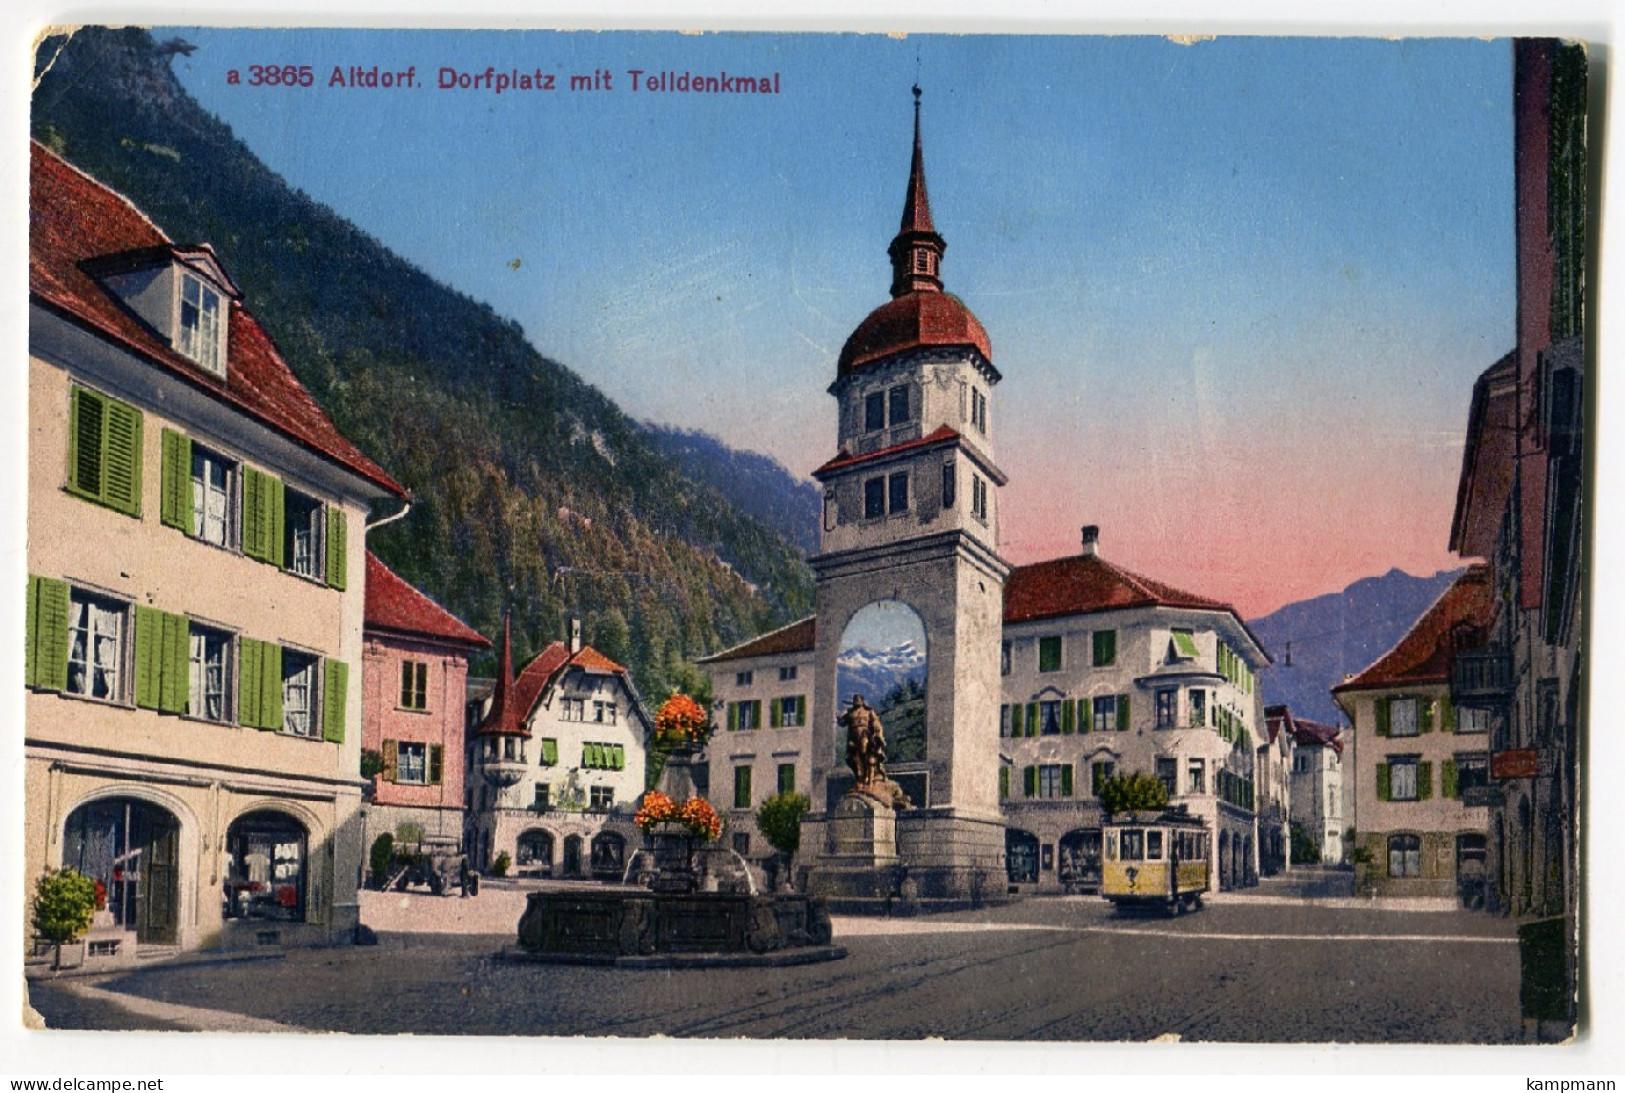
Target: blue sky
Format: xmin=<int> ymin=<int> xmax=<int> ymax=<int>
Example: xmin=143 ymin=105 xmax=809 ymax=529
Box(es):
xmin=159 ymin=29 xmax=1515 ymax=615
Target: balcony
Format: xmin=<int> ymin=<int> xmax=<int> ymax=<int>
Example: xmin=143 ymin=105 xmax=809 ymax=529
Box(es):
xmin=1451 ymin=648 xmax=1514 ymax=708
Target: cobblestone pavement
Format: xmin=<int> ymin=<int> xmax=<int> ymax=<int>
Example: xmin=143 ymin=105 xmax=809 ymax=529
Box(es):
xmin=25 ymin=892 xmax=1524 ymax=1042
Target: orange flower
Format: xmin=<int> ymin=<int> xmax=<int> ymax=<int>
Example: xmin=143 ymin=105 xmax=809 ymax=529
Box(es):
xmin=654 ymin=693 xmax=712 ymax=745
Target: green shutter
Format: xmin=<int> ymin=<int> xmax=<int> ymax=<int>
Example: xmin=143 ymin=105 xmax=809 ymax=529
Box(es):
xmin=261 ymin=642 xmax=283 ymax=731
xmin=796 ymin=695 xmax=808 ymax=726
xmin=1376 ymin=763 xmax=1391 ymax=802
xmin=323 ymin=658 xmax=348 ymax=743
xmin=242 ymin=470 xmax=263 ymax=560
xmin=1025 ymin=702 xmax=1039 ymax=737
xmin=24 ymin=577 xmax=36 ymax=689
xmin=68 ymin=387 xmax=96 ymax=496
xmin=160 ymin=612 xmax=188 ymax=714
xmin=1119 ymin=695 xmax=1131 ymax=732
xmin=102 ymin=397 xmax=142 ymax=515
xmin=1092 ymin=762 xmax=1107 ymax=796
xmin=770 ymin=697 xmax=782 ymax=728
xmin=1079 ymin=697 xmax=1092 ymax=733
xmin=999 ymin=766 xmax=1010 ymax=799
xmin=614 ymin=744 xmax=626 ymax=770
xmin=429 ymin=744 xmax=444 ymax=785
xmin=1060 ymin=764 xmax=1074 ymax=797
xmin=1023 ymin=765 xmax=1037 ymax=798
xmin=1442 ymin=759 xmax=1459 ymax=799
xmin=1010 ymin=703 xmax=1024 ymax=737
xmin=160 ymin=430 xmax=193 ymax=531
xmin=27 ymin=576 xmax=70 ymax=692
xmin=1441 ymin=695 xmax=1457 ymax=734
xmin=238 ymin=637 xmax=263 ymax=727
xmin=381 ymin=738 xmax=399 ymax=782
xmin=134 ymin=605 xmax=162 ymax=709
xmin=1418 ymin=761 xmax=1433 ymax=801
xmin=584 ymin=743 xmax=597 ymax=769
xmin=243 ymin=470 xmax=285 ymax=565
xmin=1419 ymin=698 xmax=1435 ymax=734
xmin=728 ymin=702 xmax=738 ymax=732
xmin=1061 ymin=700 xmax=1075 ymax=734
xmin=1375 ymin=697 xmax=1391 ymax=737
xmin=326 ymin=507 xmax=348 ymax=589
xmin=542 ymin=738 xmax=558 ymax=765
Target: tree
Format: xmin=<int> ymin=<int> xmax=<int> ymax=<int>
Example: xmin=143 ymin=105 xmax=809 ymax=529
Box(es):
xmin=755 ymin=792 xmax=811 ymax=889
xmin=369 ymin=833 xmax=396 ymax=888
xmin=1098 ymin=771 xmax=1169 ymax=816
xmin=32 ymin=868 xmax=98 ymax=971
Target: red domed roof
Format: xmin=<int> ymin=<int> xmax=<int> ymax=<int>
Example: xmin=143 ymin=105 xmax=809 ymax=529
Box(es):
xmin=837 ymin=290 xmax=992 ymax=377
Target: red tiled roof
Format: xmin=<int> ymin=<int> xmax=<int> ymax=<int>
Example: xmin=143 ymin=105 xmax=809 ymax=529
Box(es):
xmin=812 ymin=425 xmax=960 ymax=478
xmin=837 ymin=290 xmax=992 ymax=376
xmin=29 ymin=142 xmax=404 ymax=497
xmin=1264 ymin=705 xmax=1345 ymax=755
xmin=364 ymin=552 xmax=488 ymax=648
xmin=698 ymin=617 xmax=817 ymax=664
xmin=475 ymin=634 xmax=631 ymax=738
xmin=1006 ymin=552 xmax=1231 ymax=623
xmin=1333 ymin=566 xmax=1493 ymax=694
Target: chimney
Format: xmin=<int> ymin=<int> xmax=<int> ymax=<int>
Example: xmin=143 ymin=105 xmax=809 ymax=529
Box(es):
xmin=1080 ymin=525 xmax=1100 ymax=556
xmin=569 ymin=618 xmax=583 ymax=654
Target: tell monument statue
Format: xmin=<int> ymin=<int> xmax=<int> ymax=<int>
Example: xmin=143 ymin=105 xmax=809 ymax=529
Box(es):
xmin=840 ymin=695 xmax=913 ymax=810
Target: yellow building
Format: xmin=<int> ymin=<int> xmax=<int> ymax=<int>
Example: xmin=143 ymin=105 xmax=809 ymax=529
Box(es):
xmin=24 ymin=143 xmax=407 ymax=959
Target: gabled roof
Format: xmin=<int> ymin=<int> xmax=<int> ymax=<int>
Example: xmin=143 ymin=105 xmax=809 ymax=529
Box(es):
xmin=364 ymin=552 xmax=489 ymax=649
xmin=1449 ymin=351 xmax=1518 ymax=559
xmin=29 ymin=141 xmax=404 ymax=498
xmin=1265 ymin=704 xmax=1345 ymax=755
xmin=473 ymin=632 xmax=633 ymax=739
xmin=1332 ymin=566 xmax=1493 ymax=694
xmin=697 ymin=617 xmax=817 ymax=664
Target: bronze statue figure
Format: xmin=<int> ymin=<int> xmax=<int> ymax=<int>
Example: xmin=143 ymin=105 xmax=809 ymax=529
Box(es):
xmin=839 ymin=694 xmax=911 ymax=808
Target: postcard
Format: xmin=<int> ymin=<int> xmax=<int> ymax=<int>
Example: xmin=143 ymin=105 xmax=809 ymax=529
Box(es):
xmin=15 ymin=22 xmax=1593 ymax=1061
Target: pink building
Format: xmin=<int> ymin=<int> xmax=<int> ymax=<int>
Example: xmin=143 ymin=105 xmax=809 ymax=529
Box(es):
xmin=362 ymin=551 xmax=489 ymax=857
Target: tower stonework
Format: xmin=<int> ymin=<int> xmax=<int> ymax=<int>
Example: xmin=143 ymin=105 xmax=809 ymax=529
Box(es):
xmin=803 ymin=91 xmax=1009 ymax=908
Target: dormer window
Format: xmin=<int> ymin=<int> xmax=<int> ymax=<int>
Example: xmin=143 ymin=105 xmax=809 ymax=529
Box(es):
xmin=178 ymin=273 xmax=224 ymax=376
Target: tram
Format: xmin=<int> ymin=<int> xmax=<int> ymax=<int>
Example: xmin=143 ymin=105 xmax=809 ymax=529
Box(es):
xmin=1101 ymin=806 xmax=1211 ymax=913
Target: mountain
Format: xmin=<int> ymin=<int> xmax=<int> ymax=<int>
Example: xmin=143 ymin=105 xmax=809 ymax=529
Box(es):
xmin=31 ymin=27 xmax=815 ymax=698
xmin=1250 ymin=567 xmax=1467 ymax=727
xmin=640 ymin=426 xmax=821 ymax=556
xmin=837 ymin=641 xmax=927 ymax=701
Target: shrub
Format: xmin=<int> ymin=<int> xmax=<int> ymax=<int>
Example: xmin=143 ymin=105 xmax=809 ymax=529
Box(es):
xmin=32 ymin=868 xmax=98 ymax=971
xmin=1098 ymin=771 xmax=1169 ymax=816
xmin=756 ymin=792 xmax=810 ymax=860
xmin=491 ymin=850 xmax=511 ymax=877
xmin=369 ymin=833 xmax=396 ymax=888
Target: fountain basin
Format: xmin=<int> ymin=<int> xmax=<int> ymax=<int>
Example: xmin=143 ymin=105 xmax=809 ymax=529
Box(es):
xmin=503 ymin=889 xmax=844 ymax=968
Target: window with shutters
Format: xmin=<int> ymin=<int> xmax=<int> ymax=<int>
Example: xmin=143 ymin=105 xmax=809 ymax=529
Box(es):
xmin=400 ymin=660 xmax=429 ymax=710
xmin=177 ymin=273 xmax=225 ymax=376
xmin=397 ymin=742 xmax=427 ymax=785
xmin=190 ymin=446 xmax=236 ymax=548
xmin=775 ymin=694 xmax=805 ymax=727
xmin=733 ymin=700 xmax=761 ymax=731
xmin=777 ymin=763 xmax=796 ymax=796
xmin=67 ymin=387 xmax=143 ymax=516
xmin=282 ymin=651 xmax=319 ymax=738
xmin=999 ymin=704 xmax=1012 ymax=737
xmin=1090 ymin=760 xmax=1116 ymax=796
xmin=284 ymin=489 xmax=323 ymax=578
xmin=1452 ymin=753 xmax=1490 ymax=797
xmin=187 ymin=624 xmax=231 ymax=722
xmin=65 ymin=590 xmax=128 ymax=702
xmin=733 ymin=765 xmax=753 ymax=809
xmin=1037 ymin=764 xmax=1071 ymax=799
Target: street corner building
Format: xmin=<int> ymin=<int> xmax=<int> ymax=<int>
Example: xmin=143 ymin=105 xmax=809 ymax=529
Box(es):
xmin=464 ymin=617 xmax=653 ymax=882
xmin=1267 ymin=705 xmax=1347 ymax=867
xmin=698 ymin=95 xmax=1271 ymax=906
xmin=1333 ymin=567 xmax=1496 ymax=905
xmin=24 ymin=141 xmax=408 ymax=962
xmin=361 ymin=551 xmax=490 ymax=864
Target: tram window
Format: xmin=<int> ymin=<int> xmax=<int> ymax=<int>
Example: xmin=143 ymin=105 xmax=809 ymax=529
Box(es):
xmin=1105 ymin=831 xmax=1118 ymax=860
xmin=1121 ymin=830 xmax=1145 ymax=861
xmin=1147 ymin=831 xmax=1164 ymax=860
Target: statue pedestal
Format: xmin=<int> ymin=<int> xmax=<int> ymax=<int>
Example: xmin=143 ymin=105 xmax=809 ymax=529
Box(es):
xmin=804 ymin=794 xmax=906 ymax=908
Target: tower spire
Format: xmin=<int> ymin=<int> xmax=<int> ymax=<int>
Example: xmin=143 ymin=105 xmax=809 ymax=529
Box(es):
xmin=888 ymin=84 xmax=946 ymax=297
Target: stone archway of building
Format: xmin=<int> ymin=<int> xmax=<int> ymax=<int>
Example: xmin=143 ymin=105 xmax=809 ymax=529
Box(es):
xmin=1057 ymin=829 xmax=1102 ymax=893
xmin=224 ymin=810 xmax=311 ymax=925
xmin=517 ymin=828 xmax=555 ymax=875
xmin=837 ymin=599 xmax=929 ymax=768
xmin=1218 ymin=830 xmax=1231 ymax=890
xmin=1005 ymin=829 xmax=1039 ymax=885
xmin=1243 ymin=834 xmax=1255 ymax=886
xmin=62 ymin=796 xmax=185 ymax=946
xmin=563 ymin=834 xmax=584 ymax=877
